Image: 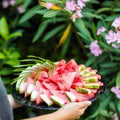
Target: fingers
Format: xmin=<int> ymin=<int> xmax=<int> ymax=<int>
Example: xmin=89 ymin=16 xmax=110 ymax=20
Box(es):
xmin=77 ymin=101 xmax=92 ymax=109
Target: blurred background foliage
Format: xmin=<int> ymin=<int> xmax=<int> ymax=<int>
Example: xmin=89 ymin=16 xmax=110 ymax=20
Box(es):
xmin=0 ymin=0 xmax=120 ymax=120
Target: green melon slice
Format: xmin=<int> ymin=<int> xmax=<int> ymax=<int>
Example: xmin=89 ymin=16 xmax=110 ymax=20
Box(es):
xmin=50 ymin=95 xmax=65 ymax=107
xmin=65 ymin=91 xmax=76 ymax=102
xmin=83 ymin=76 xmax=98 ymax=82
xmin=40 ymin=94 xmax=53 ymax=106
xmin=76 ymin=87 xmax=91 ymax=94
xmin=84 ymin=83 xmax=100 ymax=89
xmin=79 ymin=64 xmax=86 ymax=71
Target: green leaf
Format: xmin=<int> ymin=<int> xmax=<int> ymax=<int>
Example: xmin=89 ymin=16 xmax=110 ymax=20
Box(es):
xmin=83 ymin=12 xmax=103 ymax=19
xmin=74 ymin=19 xmax=93 ymax=42
xmin=85 ymin=56 xmax=96 ymax=66
xmin=9 ymin=51 xmax=20 ymax=59
xmin=114 ymin=8 xmax=120 ymax=12
xmin=19 ymin=5 xmax=40 ymax=23
xmin=41 ymin=0 xmax=62 ymax=4
xmin=35 ymin=9 xmax=47 ymax=15
xmin=0 ymin=67 xmax=13 ymax=75
xmin=22 ymin=0 xmax=32 ymax=10
xmin=32 ymin=22 xmax=48 ymax=42
xmin=42 ymin=24 xmax=65 ymax=42
xmin=0 ymin=52 xmax=6 ymax=59
xmin=43 ymin=10 xmax=61 ymax=18
xmin=8 ymin=31 xmax=22 ymax=40
xmin=105 ymin=15 xmax=120 ymax=22
xmin=5 ymin=59 xmax=20 ymax=66
xmin=116 ymin=71 xmax=120 ymax=86
xmin=95 ymin=7 xmax=112 ymax=14
xmin=0 ymin=17 xmax=9 ymax=41
xmin=100 ymin=62 xmax=118 ymax=68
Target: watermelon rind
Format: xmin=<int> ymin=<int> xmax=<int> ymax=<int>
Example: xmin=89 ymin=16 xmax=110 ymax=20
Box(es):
xmin=65 ymin=91 xmax=76 ymax=102
xmin=19 ymin=81 xmax=27 ymax=94
xmin=76 ymin=87 xmax=91 ymax=94
xmin=40 ymin=94 xmax=53 ymax=106
xmin=83 ymin=76 xmax=98 ymax=82
xmin=84 ymin=83 xmax=100 ymax=89
xmin=30 ymin=90 xmax=38 ymax=101
xmin=26 ymin=84 xmax=34 ymax=95
xmin=79 ymin=65 xmax=86 ymax=71
xmin=50 ymin=95 xmax=65 ymax=107
xmin=82 ymin=71 xmax=97 ymax=78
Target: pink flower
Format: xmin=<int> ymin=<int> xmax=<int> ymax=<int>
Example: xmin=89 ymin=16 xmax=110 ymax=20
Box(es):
xmin=111 ymin=43 xmax=120 ymax=49
xmin=105 ymin=30 xmax=118 ymax=44
xmin=112 ymin=17 xmax=120 ymax=29
xmin=17 ymin=6 xmax=25 ymax=14
xmin=46 ymin=2 xmax=53 ymax=9
xmin=90 ymin=41 xmax=102 ymax=56
xmin=65 ymin=0 xmax=76 ymax=11
xmin=97 ymin=26 xmax=106 ymax=35
xmin=2 ymin=1 xmax=9 ymax=9
xmin=9 ymin=0 xmax=15 ymax=6
xmin=76 ymin=9 xmax=83 ymax=18
xmin=83 ymin=0 xmax=90 ymax=2
xmin=113 ymin=113 xmax=119 ymax=120
xmin=111 ymin=86 xmax=120 ymax=98
xmin=78 ymin=0 xmax=85 ymax=9
xmin=116 ymin=31 xmax=120 ymax=43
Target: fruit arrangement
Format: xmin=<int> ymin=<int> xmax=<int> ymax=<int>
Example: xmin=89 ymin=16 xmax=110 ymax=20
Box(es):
xmin=12 ymin=56 xmax=104 ymax=108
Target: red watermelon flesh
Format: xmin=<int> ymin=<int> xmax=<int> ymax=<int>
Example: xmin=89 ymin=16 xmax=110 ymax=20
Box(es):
xmin=42 ymin=82 xmax=58 ymax=90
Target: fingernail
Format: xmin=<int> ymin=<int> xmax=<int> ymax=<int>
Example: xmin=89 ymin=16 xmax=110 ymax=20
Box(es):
xmin=87 ymin=101 xmax=92 ymax=106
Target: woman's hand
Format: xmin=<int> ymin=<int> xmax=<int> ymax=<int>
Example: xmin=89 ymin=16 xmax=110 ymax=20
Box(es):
xmin=8 ymin=94 xmax=22 ymax=109
xmin=55 ymin=101 xmax=92 ymax=120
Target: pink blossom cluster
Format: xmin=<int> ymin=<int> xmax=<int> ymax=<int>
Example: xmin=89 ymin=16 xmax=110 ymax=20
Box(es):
xmin=97 ymin=26 xmax=106 ymax=35
xmin=65 ymin=0 xmax=90 ymax=22
xmin=111 ymin=86 xmax=120 ymax=99
xmin=105 ymin=17 xmax=120 ymax=49
xmin=2 ymin=0 xmax=25 ymax=14
xmin=113 ymin=113 xmax=119 ymax=120
xmin=90 ymin=41 xmax=102 ymax=56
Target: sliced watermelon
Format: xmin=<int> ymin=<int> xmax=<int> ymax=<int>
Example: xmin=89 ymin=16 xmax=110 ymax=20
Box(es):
xmin=84 ymin=83 xmax=100 ymax=89
xmin=70 ymin=89 xmax=88 ymax=102
xmin=83 ymin=76 xmax=98 ymax=82
xmin=50 ymin=90 xmax=70 ymax=104
xmin=65 ymin=91 xmax=76 ymax=102
xmin=19 ymin=81 xmax=27 ymax=94
xmin=78 ymin=64 xmax=86 ymax=71
xmin=42 ymin=82 xmax=58 ymax=90
xmin=15 ymin=58 xmax=104 ymax=107
xmin=40 ymin=94 xmax=53 ymax=106
xmin=30 ymin=90 xmax=39 ymax=101
xmin=60 ymin=72 xmax=76 ymax=90
xmin=50 ymin=95 xmax=65 ymax=107
xmin=76 ymin=87 xmax=92 ymax=94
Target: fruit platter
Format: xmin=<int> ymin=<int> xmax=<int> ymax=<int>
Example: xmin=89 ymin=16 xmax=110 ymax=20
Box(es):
xmin=12 ymin=56 xmax=105 ymax=110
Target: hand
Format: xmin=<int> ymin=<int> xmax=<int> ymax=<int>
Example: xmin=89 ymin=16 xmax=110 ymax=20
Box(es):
xmin=55 ymin=101 xmax=92 ymax=120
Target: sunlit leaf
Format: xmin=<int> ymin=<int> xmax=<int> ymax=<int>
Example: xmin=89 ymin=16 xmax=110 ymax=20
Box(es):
xmin=0 ymin=17 xmax=9 ymax=41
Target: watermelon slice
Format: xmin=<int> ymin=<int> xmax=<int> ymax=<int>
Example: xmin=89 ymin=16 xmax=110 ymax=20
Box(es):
xmin=40 ymin=94 xmax=53 ymax=106
xmin=65 ymin=91 xmax=76 ymax=102
xmin=84 ymin=83 xmax=100 ymax=89
xmin=76 ymin=87 xmax=92 ymax=94
xmin=50 ymin=90 xmax=70 ymax=104
xmin=50 ymin=95 xmax=65 ymax=107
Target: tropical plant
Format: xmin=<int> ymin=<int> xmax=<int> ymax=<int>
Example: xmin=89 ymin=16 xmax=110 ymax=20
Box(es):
xmin=0 ymin=16 xmax=22 ymax=91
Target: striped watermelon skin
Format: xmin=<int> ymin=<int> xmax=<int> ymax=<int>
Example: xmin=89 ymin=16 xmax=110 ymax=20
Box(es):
xmin=15 ymin=59 xmax=104 ymax=107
